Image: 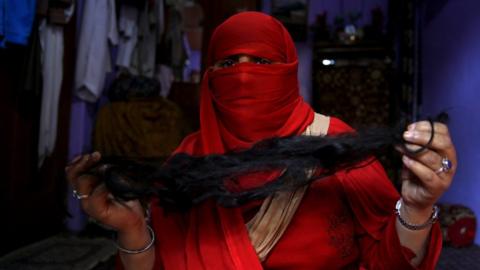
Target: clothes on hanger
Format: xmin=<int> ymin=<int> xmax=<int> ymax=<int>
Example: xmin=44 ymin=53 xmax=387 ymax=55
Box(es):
xmin=37 ymin=1 xmax=75 ymax=167
xmin=74 ymin=0 xmax=118 ymax=103
xmin=129 ymin=1 xmax=157 ymax=77
xmin=117 ymin=0 xmax=164 ymax=78
xmin=38 ymin=19 xmax=64 ymax=167
xmin=116 ymin=4 xmax=139 ymax=70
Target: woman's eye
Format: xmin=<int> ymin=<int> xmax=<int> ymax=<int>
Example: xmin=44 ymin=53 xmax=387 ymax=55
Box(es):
xmin=219 ymin=59 xmax=235 ymax=68
xmin=255 ymin=58 xmax=272 ymax=65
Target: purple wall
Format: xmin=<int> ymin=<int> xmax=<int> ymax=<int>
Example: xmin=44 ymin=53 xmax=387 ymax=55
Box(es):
xmin=421 ymin=0 xmax=480 ymax=243
xmin=263 ymin=0 xmax=388 ymax=26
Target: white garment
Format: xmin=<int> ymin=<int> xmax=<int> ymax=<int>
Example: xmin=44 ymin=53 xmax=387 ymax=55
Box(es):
xmin=75 ymin=0 xmax=118 ymax=103
xmin=116 ymin=4 xmax=138 ymax=69
xmin=38 ymin=19 xmax=64 ymax=167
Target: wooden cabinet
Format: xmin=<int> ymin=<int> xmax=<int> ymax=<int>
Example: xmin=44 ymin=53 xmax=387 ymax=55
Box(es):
xmin=312 ymin=42 xmax=401 ymax=182
xmin=312 ymin=42 xmax=395 ymax=128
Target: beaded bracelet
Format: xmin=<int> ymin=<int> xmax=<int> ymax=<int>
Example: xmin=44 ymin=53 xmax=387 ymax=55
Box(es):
xmin=116 ymin=225 xmax=155 ymax=254
xmin=395 ymin=198 xmax=439 ymax=230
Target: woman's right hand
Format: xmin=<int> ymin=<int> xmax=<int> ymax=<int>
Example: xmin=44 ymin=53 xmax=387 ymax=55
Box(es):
xmin=65 ymin=152 xmax=147 ymax=234
xmin=66 ymin=152 xmax=156 ymax=269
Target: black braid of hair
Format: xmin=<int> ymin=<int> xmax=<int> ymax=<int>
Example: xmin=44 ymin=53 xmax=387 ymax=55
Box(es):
xmin=86 ymin=113 xmax=448 ymax=211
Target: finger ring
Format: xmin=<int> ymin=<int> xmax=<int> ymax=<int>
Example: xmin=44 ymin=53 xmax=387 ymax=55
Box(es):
xmin=73 ymin=189 xmax=89 ymax=200
xmin=435 ymin=157 xmax=453 ymax=174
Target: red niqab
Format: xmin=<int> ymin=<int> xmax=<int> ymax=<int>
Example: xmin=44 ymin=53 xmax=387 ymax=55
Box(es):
xmin=174 ymin=11 xmax=314 ymax=154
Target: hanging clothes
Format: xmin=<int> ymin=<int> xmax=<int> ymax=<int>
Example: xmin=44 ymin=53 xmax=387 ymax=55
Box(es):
xmin=116 ymin=4 xmax=139 ymax=70
xmin=38 ymin=19 xmax=64 ymax=167
xmin=74 ymin=0 xmax=118 ymax=103
xmin=0 ymin=0 xmax=36 ymax=48
xmin=37 ymin=3 xmax=75 ymax=167
xmin=163 ymin=6 xmax=187 ymax=80
xmin=130 ymin=2 xmax=157 ymax=77
xmin=117 ymin=0 xmax=163 ymax=78
xmin=65 ymin=0 xmax=95 ymax=233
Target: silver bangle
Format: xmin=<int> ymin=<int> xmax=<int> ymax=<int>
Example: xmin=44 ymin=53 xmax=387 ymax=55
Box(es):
xmin=395 ymin=198 xmax=439 ymax=230
xmin=116 ymin=225 xmax=155 ymax=254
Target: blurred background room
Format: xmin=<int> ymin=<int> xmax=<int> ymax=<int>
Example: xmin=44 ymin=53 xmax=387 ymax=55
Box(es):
xmin=0 ymin=0 xmax=479 ymax=269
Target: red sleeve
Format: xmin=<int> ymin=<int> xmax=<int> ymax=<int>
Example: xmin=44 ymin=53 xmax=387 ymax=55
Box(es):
xmin=329 ymin=117 xmax=442 ymax=270
xmin=357 ymin=214 xmax=442 ymax=270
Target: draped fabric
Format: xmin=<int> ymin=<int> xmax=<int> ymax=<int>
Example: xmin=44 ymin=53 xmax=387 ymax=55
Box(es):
xmin=139 ymin=12 xmax=443 ymax=270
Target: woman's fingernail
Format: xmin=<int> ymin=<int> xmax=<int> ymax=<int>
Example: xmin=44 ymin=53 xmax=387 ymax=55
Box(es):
xmin=403 ymin=131 xmax=414 ymax=139
xmin=408 ymin=123 xmax=416 ymax=131
xmin=402 ymin=155 xmax=412 ymax=166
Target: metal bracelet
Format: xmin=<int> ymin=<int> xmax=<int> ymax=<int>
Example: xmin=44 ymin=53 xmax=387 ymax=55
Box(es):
xmin=395 ymin=198 xmax=439 ymax=230
xmin=116 ymin=225 xmax=155 ymax=254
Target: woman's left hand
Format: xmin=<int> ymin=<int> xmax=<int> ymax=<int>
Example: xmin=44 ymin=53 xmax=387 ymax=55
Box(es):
xmin=399 ymin=121 xmax=457 ymax=217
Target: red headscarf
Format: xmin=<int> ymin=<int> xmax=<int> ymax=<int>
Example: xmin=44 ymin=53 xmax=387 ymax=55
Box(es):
xmin=151 ymin=12 xmax=314 ymax=270
xmin=175 ymin=11 xmax=314 ymax=155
